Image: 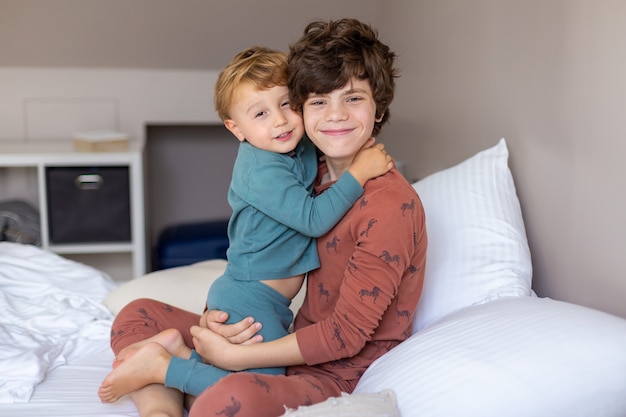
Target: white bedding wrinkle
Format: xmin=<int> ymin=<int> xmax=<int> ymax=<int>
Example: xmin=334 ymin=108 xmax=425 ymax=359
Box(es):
xmin=0 ymin=242 xmax=117 ymax=403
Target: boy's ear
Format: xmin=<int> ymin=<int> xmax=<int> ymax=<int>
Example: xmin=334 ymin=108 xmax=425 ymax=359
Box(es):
xmin=224 ymin=119 xmax=246 ymax=142
xmin=375 ymin=112 xmax=385 ymax=123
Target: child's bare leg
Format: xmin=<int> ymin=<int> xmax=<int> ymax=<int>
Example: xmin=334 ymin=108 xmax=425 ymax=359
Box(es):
xmin=115 ymin=328 xmax=191 ymax=366
xmin=129 ymin=383 xmax=184 ymax=417
xmin=99 ymin=342 xmax=172 ymax=403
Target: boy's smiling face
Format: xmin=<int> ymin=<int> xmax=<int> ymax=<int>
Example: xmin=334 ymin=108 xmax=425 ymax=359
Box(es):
xmin=302 ymin=78 xmax=382 ymax=168
xmin=224 ymin=84 xmax=304 ymax=154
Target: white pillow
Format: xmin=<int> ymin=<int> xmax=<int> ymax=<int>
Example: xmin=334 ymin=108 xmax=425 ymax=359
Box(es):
xmin=103 ymin=260 xmax=227 ymax=315
xmin=412 ymin=138 xmax=532 ymax=332
xmin=103 ymin=259 xmax=307 ymax=317
xmin=280 ymin=389 xmax=399 ymax=417
xmin=355 ymin=296 xmax=626 ymax=417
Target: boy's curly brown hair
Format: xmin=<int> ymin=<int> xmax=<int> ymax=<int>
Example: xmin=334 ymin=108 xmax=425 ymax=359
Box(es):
xmin=287 ymin=19 xmax=399 ymax=136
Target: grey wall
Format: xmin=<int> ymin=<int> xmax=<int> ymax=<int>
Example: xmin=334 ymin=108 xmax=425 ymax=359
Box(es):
xmin=378 ymin=0 xmax=626 ymax=318
xmin=0 ymin=0 xmax=382 ymax=70
xmin=145 ymin=124 xmax=237 ymax=253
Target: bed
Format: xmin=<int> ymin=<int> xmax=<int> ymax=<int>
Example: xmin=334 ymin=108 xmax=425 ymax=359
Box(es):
xmin=2 ymin=139 xmax=626 ymax=417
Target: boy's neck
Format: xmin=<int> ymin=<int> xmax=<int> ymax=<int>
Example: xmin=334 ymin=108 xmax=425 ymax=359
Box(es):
xmin=323 ymin=157 xmax=352 ymax=183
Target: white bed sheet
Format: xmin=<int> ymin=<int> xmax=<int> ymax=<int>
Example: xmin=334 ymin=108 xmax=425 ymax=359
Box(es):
xmin=0 ymin=342 xmax=139 ymax=417
xmin=0 ymin=242 xmax=116 ymax=403
xmin=0 ymin=242 xmax=139 ymax=416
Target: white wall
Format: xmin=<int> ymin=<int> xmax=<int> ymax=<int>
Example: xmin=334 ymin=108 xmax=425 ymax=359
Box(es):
xmin=378 ymin=0 xmax=626 ymax=318
xmin=0 ymin=67 xmax=220 ymax=142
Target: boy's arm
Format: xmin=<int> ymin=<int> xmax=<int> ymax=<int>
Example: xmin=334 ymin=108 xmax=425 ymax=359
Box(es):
xmin=245 ymin=141 xmax=392 ymax=237
xmin=191 ymin=327 xmax=304 ymax=371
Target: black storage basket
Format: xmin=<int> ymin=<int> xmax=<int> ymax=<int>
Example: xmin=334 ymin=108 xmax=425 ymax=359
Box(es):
xmin=46 ymin=166 xmax=131 ymax=244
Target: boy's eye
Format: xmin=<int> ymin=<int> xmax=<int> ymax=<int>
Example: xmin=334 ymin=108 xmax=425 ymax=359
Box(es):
xmin=281 ymin=100 xmax=290 ymax=108
xmin=255 ymin=111 xmax=267 ymax=118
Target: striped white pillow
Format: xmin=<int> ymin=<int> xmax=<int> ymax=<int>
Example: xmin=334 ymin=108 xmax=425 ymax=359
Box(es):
xmin=411 ymin=139 xmax=532 ymax=332
xmin=355 ymin=296 xmax=626 ymax=417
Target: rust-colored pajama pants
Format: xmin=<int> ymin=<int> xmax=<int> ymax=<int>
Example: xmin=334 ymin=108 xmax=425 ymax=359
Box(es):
xmin=110 ymin=298 xmax=345 ymax=417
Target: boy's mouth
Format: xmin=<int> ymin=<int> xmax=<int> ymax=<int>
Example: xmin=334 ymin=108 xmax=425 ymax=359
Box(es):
xmin=275 ymin=130 xmax=293 ymax=141
xmin=320 ymin=127 xmax=354 ymax=137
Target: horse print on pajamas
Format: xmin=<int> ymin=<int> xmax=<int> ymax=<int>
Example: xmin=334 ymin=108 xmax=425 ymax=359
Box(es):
xmin=325 ymin=235 xmax=340 ymax=253
xmin=216 ymin=396 xmax=241 ymax=417
xmin=379 ymin=250 xmax=400 ymax=266
xmin=359 ymin=286 xmax=381 ymax=303
xmin=359 ymin=218 xmax=377 ymax=237
xmin=401 ymin=199 xmax=416 ymax=216
xmin=318 ymin=283 xmax=330 ymax=302
xmin=251 ymin=374 xmax=271 ymax=394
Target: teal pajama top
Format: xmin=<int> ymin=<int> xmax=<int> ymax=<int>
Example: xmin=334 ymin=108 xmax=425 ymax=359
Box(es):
xmin=164 ymin=137 xmax=364 ymax=395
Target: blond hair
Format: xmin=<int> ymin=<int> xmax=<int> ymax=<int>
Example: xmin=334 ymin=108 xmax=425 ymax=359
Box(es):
xmin=214 ymin=46 xmax=288 ymax=121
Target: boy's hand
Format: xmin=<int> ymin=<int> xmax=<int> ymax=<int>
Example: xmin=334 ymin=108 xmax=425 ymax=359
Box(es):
xmin=348 ymin=138 xmax=394 ymax=186
xmin=201 ymin=309 xmax=264 ymax=345
xmin=191 ymin=325 xmax=245 ymax=371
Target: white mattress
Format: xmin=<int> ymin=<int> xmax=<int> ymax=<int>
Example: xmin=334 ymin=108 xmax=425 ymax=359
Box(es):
xmin=0 ymin=343 xmax=139 ymax=417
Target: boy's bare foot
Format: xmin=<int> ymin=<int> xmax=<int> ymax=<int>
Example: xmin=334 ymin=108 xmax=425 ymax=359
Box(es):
xmin=114 ymin=328 xmax=190 ymax=367
xmin=98 ymin=342 xmax=171 ymax=403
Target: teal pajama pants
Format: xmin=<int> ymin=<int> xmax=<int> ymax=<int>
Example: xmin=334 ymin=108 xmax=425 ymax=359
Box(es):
xmin=164 ymin=276 xmax=294 ymax=395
